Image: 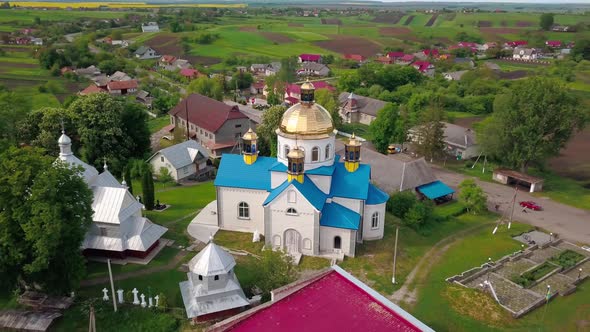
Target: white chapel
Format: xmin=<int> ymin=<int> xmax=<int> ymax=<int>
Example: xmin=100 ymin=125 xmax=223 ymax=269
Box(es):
xmin=213 ymin=82 xmax=389 ymax=258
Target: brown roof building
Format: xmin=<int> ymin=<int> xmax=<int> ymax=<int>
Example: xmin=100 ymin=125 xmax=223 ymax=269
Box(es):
xmin=338 ymin=92 xmax=387 ymax=125
xmin=169 ymin=93 xmax=252 ymax=157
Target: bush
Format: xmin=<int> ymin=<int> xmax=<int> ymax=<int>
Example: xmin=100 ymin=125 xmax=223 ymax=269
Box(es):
xmin=157 ymin=167 xmax=174 ymax=183
xmin=388 ymin=191 xmax=417 ymax=218
xmin=550 ymin=250 xmax=584 ymax=269
xmin=404 ymin=200 xmax=434 ymax=231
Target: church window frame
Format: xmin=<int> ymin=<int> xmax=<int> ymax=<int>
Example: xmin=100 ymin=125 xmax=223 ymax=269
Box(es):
xmin=214 ymin=275 xmax=219 ymax=281
xmin=286 ymin=207 xmax=298 ymax=216
xmin=287 ymin=190 xmax=297 ymax=203
xmin=334 ymin=236 xmax=342 ymax=250
xmin=311 ymin=146 xmax=319 ymax=162
xmin=160 ymin=156 xmax=164 ymax=162
xmin=198 ymin=275 xmax=203 ymax=281
xmin=284 ymin=145 xmax=290 ymax=158
xmin=371 ymin=212 xmax=379 ymax=229
xmin=325 ymin=144 xmax=331 ymax=160
xmin=238 ymin=202 xmax=250 ymax=219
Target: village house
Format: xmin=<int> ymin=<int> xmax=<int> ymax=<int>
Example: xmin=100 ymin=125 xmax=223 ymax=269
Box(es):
xmin=453 ymin=57 xmax=475 ymax=68
xmin=298 ymin=53 xmax=322 ymax=63
xmin=134 ymin=46 xmax=160 ymax=60
xmin=551 ymin=25 xmax=573 ymax=32
xmin=297 ymin=62 xmax=330 ymax=77
xmin=396 ymin=54 xmax=415 ymax=65
xmin=168 ymin=93 xmax=253 ymax=158
xmin=250 ymin=81 xmax=265 ymax=95
xmin=109 ymin=71 xmax=132 ymax=82
xmin=481 ymin=42 xmax=498 ymax=51
xmin=111 ymin=40 xmax=130 ymax=48
xmin=75 ymin=65 xmax=101 ymax=77
xmin=250 ymin=63 xmax=267 ymax=75
xmin=443 ymin=70 xmax=469 ymax=81
xmin=265 ymin=62 xmax=281 ymax=76
xmin=375 ymin=56 xmax=393 ymax=65
xmin=343 ymin=54 xmax=366 ymax=63
xmin=147 ymin=140 xmax=212 ymax=182
xmin=545 ymin=40 xmax=562 ymax=48
xmin=412 ymin=61 xmax=435 ymax=77
xmin=513 ymin=47 xmax=537 ymax=60
xmin=79 ymin=84 xmax=106 ymax=96
xmin=285 ymin=81 xmax=334 ymax=104
xmin=386 ymin=51 xmax=405 ymax=61
xmin=409 ymin=122 xmax=478 ymax=160
xmin=180 ymin=68 xmax=200 ymax=80
xmin=30 ymin=37 xmax=43 ymax=45
xmin=136 ymin=90 xmax=152 ymax=108
xmin=338 ymin=92 xmax=387 ymax=125
xmin=141 ymin=22 xmax=160 ymax=33
xmin=505 ymin=40 xmax=528 ymax=48
xmin=207 ymin=266 xmax=433 ymax=331
xmin=159 ymin=55 xmax=177 ymax=67
xmin=107 ymin=80 xmax=138 ymax=95
xmin=56 ymin=132 xmax=167 ymax=259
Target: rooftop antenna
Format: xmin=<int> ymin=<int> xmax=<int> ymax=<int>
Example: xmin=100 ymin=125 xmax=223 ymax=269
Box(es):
xmin=60 ymin=118 xmax=65 ymax=134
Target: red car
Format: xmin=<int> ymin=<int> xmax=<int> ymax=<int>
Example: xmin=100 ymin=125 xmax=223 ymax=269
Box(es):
xmin=520 ymin=201 xmax=542 ymax=211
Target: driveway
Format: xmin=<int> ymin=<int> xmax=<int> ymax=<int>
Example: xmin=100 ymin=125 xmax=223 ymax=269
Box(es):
xmin=431 ymin=165 xmax=590 ymax=245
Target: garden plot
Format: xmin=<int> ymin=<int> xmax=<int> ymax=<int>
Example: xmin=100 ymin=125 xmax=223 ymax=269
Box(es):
xmin=495 ymin=259 xmax=535 ymax=279
xmin=528 ymin=247 xmax=561 ymax=264
xmin=464 ymin=273 xmax=542 ymax=313
xmin=530 ymin=273 xmax=575 ymax=295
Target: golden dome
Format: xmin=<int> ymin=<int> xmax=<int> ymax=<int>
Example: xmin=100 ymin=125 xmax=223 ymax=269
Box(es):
xmin=287 ymin=146 xmax=305 ymax=159
xmin=242 ymin=128 xmax=257 ymax=141
xmin=300 ymin=80 xmax=315 ymax=91
xmin=279 ymin=102 xmax=335 ymax=139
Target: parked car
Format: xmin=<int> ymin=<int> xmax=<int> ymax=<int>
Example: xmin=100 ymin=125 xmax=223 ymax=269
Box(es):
xmin=520 ymin=201 xmax=542 ymax=211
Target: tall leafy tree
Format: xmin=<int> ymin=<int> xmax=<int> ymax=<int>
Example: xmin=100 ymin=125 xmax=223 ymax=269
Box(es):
xmin=458 ymin=179 xmax=487 ymax=214
xmin=477 ymin=77 xmax=586 ymax=172
xmin=314 ymin=88 xmax=342 ymax=130
xmin=254 ymin=249 xmax=297 ymax=302
xmin=256 ymin=105 xmax=286 ymax=157
xmin=572 ymin=39 xmax=590 ymax=61
xmin=0 ymin=147 xmax=93 ymax=294
xmin=277 ymin=56 xmax=298 ymax=83
xmin=413 ymin=104 xmax=445 ymax=162
xmin=187 ymin=76 xmax=224 ymax=101
xmin=264 ymin=75 xmax=286 ymax=106
xmin=0 ymin=91 xmax=31 ymax=147
xmin=539 ymin=13 xmax=554 ymax=31
xmin=17 ymin=107 xmax=77 ymax=155
xmin=369 ymin=103 xmax=400 ymax=153
xmin=142 ymin=168 xmax=155 ymax=211
xmin=124 ymin=166 xmax=133 ymax=195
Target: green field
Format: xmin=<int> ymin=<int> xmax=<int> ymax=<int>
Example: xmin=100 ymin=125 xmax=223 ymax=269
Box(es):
xmin=0 ymin=9 xmax=132 ymax=24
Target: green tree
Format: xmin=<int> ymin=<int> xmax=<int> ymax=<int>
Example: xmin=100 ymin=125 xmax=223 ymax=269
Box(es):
xmin=314 ymin=88 xmax=342 ymax=130
xmin=369 ymin=103 xmax=399 ymax=153
xmin=254 ymin=249 xmax=297 ymax=302
xmin=413 ymin=104 xmax=445 ymax=162
xmin=477 ymin=77 xmax=586 ymax=172
xmin=404 ymin=200 xmax=434 ymax=231
xmin=0 ymin=91 xmax=32 ymax=147
xmin=387 ymin=191 xmax=417 ymax=218
xmin=17 ymin=107 xmax=77 ymax=155
xmin=187 ymin=76 xmax=223 ymax=101
xmin=124 ymin=166 xmax=133 ymax=195
xmin=458 ymin=179 xmax=487 ymax=214
xmin=111 ymin=30 xmax=123 ymax=40
xmin=229 ymin=72 xmax=254 ymax=90
xmin=0 ymin=147 xmax=93 ymax=294
xmin=277 ymin=56 xmax=298 ymax=83
xmin=256 ymin=105 xmax=286 ymax=157
xmin=571 ymin=39 xmax=590 ymax=61
xmin=142 ymin=168 xmax=155 ymax=210
xmin=264 ymin=75 xmax=285 ymax=106
xmin=337 ymin=71 xmax=361 ymax=92
xmin=539 ymin=13 xmax=554 ymax=31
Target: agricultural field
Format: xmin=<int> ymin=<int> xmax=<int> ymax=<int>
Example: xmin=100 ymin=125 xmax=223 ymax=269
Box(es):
xmin=9 ymin=1 xmax=246 ymax=9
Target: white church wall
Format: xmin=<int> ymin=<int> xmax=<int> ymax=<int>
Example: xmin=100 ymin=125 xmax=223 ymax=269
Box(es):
xmin=217 ymin=187 xmax=267 ymax=235
xmin=270 ymin=171 xmax=288 ymax=189
xmin=307 ymin=174 xmax=332 ymax=194
xmin=332 ymin=197 xmax=362 ymax=214
xmin=276 ymin=134 xmax=336 ymax=170
xmin=266 ymin=186 xmax=318 ymax=256
xmin=363 ymin=203 xmax=386 ymax=240
xmin=319 ymin=226 xmax=355 ymax=257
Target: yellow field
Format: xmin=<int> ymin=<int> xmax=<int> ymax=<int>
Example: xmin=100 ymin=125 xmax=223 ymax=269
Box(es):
xmin=8 ymin=2 xmax=247 ymax=8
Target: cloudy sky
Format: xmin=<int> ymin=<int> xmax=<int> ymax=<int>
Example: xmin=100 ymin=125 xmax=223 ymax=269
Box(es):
xmin=379 ymin=0 xmax=587 ymax=3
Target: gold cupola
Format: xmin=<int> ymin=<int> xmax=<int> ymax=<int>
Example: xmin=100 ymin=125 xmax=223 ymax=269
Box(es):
xmin=278 ymin=80 xmax=335 ymax=140
xmin=242 ymin=128 xmax=258 ymax=165
xmin=287 ymin=146 xmax=305 ymax=183
xmin=344 ymin=133 xmax=362 ymax=172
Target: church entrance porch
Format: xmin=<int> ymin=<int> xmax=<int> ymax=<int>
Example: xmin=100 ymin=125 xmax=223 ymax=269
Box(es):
xmin=283 ymin=229 xmax=303 ymax=265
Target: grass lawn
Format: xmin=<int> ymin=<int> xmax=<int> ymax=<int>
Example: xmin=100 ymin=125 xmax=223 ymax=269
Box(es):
xmin=148 ymin=116 xmax=170 ymax=134
xmin=340 ymin=209 xmax=499 ymax=295
xmin=410 ymin=221 xmax=590 ymax=332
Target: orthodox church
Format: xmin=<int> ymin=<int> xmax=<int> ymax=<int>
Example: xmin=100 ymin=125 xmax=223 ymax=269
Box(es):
xmin=214 ymin=82 xmax=388 ymax=258
xmin=56 ymin=132 xmax=167 ymax=259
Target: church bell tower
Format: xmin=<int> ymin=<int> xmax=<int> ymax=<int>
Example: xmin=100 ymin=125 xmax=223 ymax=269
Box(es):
xmin=287 ymin=146 xmax=305 ymax=183
xmin=242 ymin=128 xmax=258 ymax=165
xmin=344 ymin=133 xmax=361 ymax=172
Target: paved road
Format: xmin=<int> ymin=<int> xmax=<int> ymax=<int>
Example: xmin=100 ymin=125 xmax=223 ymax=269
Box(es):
xmin=431 ymin=165 xmax=590 ymax=245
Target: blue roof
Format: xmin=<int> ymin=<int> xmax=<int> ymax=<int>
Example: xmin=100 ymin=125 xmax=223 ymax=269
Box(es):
xmin=214 ymin=154 xmax=277 ymax=190
xmin=269 ymin=155 xmax=340 ymax=176
xmin=417 ymin=180 xmax=455 ymax=199
xmin=320 ymin=202 xmax=360 ymax=230
xmin=366 ymin=183 xmax=389 ymax=205
xmin=269 ymin=162 xmax=287 ymax=172
xmin=329 ymin=163 xmax=371 ymax=200
xmin=264 ymin=176 xmax=327 ymax=211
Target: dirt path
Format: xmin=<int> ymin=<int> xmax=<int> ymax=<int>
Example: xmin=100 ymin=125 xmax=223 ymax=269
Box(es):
xmin=391 ymin=222 xmax=494 ymax=307
xmin=80 ymin=251 xmax=189 ymax=287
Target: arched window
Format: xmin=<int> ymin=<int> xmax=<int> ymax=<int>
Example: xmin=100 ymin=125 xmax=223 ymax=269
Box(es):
xmin=198 ymin=275 xmax=203 ymax=281
xmin=371 ymin=212 xmax=379 ymax=229
xmin=284 ymin=145 xmax=290 ymax=158
xmin=286 ymin=208 xmax=298 ymax=216
xmin=214 ymin=275 xmax=219 ymax=281
xmin=312 ymin=146 xmax=319 ymax=162
xmin=334 ymin=236 xmax=341 ymax=249
xmin=288 ymin=190 xmax=297 ymax=203
xmin=325 ymin=144 xmax=331 ymax=159
xmin=238 ymin=202 xmax=249 ymax=219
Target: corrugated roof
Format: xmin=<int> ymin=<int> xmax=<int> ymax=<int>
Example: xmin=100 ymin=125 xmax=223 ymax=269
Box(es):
xmin=188 ymin=242 xmax=236 ymax=277
xmin=148 ymin=140 xmax=209 ymax=170
xmin=107 ymin=80 xmax=137 ymax=90
xmin=417 ymin=180 xmax=455 ymax=199
xmin=366 ymin=183 xmax=389 ymax=205
xmin=320 ymin=202 xmax=360 ymax=230
xmin=214 ymin=154 xmax=275 ymax=190
xmin=169 ymin=93 xmax=249 ymax=133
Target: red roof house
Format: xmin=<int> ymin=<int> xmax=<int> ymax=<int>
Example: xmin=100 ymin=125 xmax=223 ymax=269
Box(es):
xmin=458 ymin=41 xmax=478 ymax=48
xmin=79 ymin=84 xmax=107 ymax=96
xmin=376 ymin=56 xmax=394 ymax=64
xmin=399 ymin=54 xmax=415 ymax=63
xmin=106 ymin=80 xmax=138 ymax=95
xmin=343 ymin=54 xmax=365 ymax=62
xmin=285 ymin=81 xmax=334 ymax=103
xmin=412 ymin=61 xmax=434 ymax=73
xmin=387 ymin=51 xmax=405 ymax=59
xmin=505 ymin=40 xmax=528 ymax=48
xmin=422 ymin=49 xmax=439 ymax=57
xmin=208 ymin=266 xmax=434 ymax=332
xmin=545 ymin=40 xmax=562 ymax=48
xmin=168 ymin=93 xmax=251 ymax=157
xmin=298 ymin=53 xmax=322 ymax=63
xmin=60 ymin=67 xmax=73 ymax=75
xmin=160 ymin=55 xmax=177 ymax=65
xmin=180 ymin=68 xmax=200 ymax=79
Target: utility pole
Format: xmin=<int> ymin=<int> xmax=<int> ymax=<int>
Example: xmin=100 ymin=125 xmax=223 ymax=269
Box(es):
xmin=88 ymin=305 xmax=96 ymax=332
xmin=392 ymin=227 xmax=399 ymax=284
xmin=508 ymin=188 xmax=517 ymax=229
xmin=107 ymin=259 xmax=117 ymax=312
